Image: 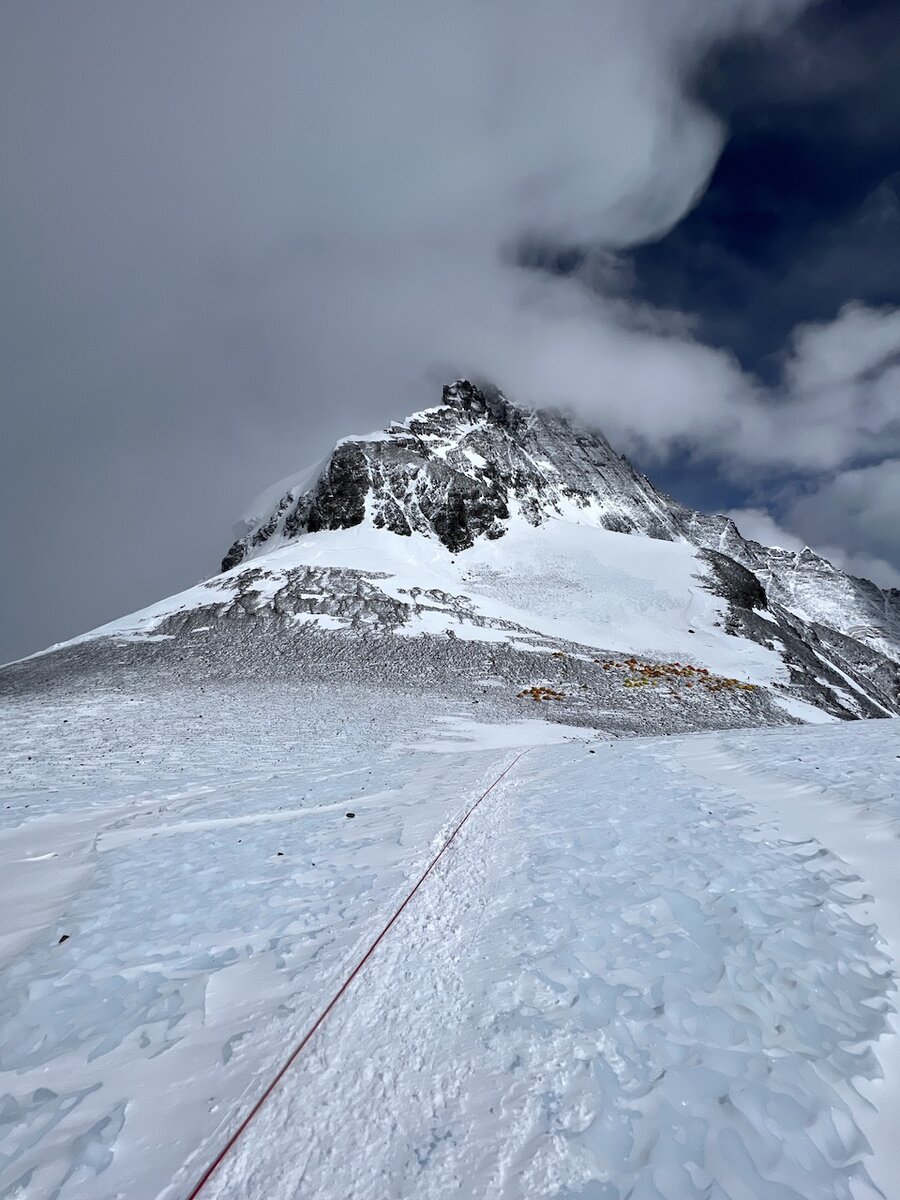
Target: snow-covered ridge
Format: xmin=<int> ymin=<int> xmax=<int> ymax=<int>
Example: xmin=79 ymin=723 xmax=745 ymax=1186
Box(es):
xmin=7 ymin=414 xmax=900 ymax=1198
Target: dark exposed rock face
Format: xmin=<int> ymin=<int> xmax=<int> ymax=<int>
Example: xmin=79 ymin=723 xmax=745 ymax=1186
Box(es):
xmin=696 ymin=550 xmax=769 ymax=615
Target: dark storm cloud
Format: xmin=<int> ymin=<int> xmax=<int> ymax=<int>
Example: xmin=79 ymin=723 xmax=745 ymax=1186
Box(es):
xmin=3 ymin=0 xmax=897 ymax=661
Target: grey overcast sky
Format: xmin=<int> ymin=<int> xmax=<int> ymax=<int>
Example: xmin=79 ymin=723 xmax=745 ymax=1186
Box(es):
xmin=2 ymin=0 xmax=899 ymax=663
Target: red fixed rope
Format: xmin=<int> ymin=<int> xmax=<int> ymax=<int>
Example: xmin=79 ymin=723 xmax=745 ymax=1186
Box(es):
xmin=185 ymin=751 xmax=527 ymax=1199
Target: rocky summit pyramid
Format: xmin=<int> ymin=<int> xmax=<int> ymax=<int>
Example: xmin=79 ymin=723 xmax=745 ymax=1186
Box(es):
xmin=5 ymin=380 xmax=899 ymax=730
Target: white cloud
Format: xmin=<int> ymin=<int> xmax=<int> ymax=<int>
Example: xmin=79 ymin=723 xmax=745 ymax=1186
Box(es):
xmin=547 ymin=300 xmax=900 ymax=476
xmin=728 ymin=477 xmax=900 ymax=590
xmin=786 ymin=302 xmax=900 ymax=393
xmin=785 ymin=460 xmax=900 ymax=584
xmin=1 ymin=0 xmax=819 ymax=460
xmin=725 ymin=507 xmax=807 ymax=553
xmin=822 ymin=549 xmax=900 ymax=590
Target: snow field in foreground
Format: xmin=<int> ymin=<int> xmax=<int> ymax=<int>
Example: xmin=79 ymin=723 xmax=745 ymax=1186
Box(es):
xmin=0 ymin=690 xmax=898 ymax=1199
xmin=202 ymin=725 xmax=898 ymax=1200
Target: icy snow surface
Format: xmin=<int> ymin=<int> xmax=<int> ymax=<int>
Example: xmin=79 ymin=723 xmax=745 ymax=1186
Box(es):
xmin=1 ymin=684 xmax=899 ymax=1200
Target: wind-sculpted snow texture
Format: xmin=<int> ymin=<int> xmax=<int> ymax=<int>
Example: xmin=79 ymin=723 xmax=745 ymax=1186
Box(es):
xmin=1 ymin=689 xmax=898 ymax=1200
xmin=206 ymin=727 xmax=898 ymax=1200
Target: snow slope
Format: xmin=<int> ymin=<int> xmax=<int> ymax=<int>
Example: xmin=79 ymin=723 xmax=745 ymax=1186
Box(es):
xmin=26 ymin=516 xmax=845 ymax=728
xmin=1 ymin=685 xmax=898 ymax=1200
xmin=63 ymin=517 xmax=772 ymax=676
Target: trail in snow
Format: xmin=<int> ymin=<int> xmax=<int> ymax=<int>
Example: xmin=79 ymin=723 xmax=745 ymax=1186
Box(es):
xmin=1 ymin=688 xmax=535 ymax=1200
xmin=192 ymin=728 xmax=897 ymax=1200
xmin=184 ymin=750 xmax=527 ymax=1200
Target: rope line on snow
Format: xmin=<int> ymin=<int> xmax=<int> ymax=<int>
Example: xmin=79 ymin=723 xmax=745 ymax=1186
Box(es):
xmin=184 ymin=750 xmax=527 ymax=1199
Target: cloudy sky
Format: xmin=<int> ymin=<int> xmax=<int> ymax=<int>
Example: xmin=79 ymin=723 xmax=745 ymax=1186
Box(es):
xmin=2 ymin=0 xmax=899 ymax=662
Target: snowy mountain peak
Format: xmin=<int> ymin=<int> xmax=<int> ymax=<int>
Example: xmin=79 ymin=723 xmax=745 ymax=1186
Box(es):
xmin=222 ymin=380 xmax=681 ymax=571
xmin=216 ymin=379 xmax=900 ymax=700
